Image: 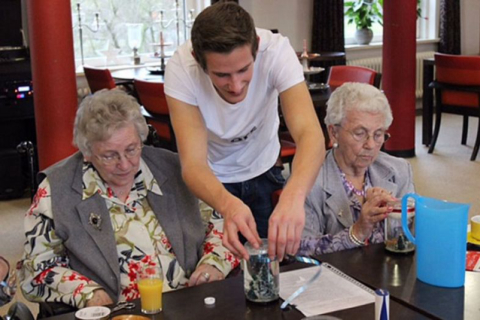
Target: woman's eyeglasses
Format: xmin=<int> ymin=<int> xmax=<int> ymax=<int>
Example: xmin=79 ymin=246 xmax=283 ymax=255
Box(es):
xmin=336 ymin=125 xmax=391 ymax=144
xmin=95 ymin=144 xmax=143 ymax=166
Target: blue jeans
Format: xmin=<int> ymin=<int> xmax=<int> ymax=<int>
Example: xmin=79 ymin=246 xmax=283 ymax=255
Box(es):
xmin=223 ymin=165 xmax=285 ymax=240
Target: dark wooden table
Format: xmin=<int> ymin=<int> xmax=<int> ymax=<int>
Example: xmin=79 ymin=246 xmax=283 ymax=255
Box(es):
xmin=43 ymin=262 xmax=429 ymax=320
xmin=111 ymin=67 xmax=164 ymax=83
xmin=422 ymin=58 xmax=435 ymax=146
xmin=318 ymin=243 xmax=480 ymax=320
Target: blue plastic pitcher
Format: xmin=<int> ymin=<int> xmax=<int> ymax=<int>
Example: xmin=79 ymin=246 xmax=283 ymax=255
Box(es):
xmin=401 ymin=193 xmax=469 ymax=288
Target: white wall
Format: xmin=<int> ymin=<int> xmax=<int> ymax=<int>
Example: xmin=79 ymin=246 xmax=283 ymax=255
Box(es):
xmin=240 ymin=0 xmax=313 ymax=52
xmin=461 ymin=0 xmax=480 ymax=54
xmin=241 ymin=0 xmax=480 ymax=56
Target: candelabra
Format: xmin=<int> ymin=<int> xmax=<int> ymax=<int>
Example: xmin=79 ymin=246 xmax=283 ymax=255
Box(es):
xmin=127 ymin=23 xmax=143 ymax=65
xmin=73 ymin=3 xmax=100 ymax=66
xmin=158 ymin=0 xmax=195 ymax=46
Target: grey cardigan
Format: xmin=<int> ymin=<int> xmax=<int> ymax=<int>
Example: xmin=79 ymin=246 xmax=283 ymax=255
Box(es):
xmin=39 ymin=146 xmax=204 ymax=302
xmin=302 ymin=150 xmax=415 ymax=238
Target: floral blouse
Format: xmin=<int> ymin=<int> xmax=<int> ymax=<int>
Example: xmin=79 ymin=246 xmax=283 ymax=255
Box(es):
xmin=19 ymin=159 xmax=239 ymax=308
xmin=298 ymin=169 xmax=385 ymax=256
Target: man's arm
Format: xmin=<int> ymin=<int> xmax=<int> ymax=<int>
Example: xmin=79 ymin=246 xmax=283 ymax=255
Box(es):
xmin=166 ymin=95 xmax=261 ymax=259
xmin=268 ymin=81 xmax=325 ymax=260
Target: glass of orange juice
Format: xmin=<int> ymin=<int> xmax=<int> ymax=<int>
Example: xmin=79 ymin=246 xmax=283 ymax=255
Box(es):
xmin=137 ymin=265 xmax=163 ymax=314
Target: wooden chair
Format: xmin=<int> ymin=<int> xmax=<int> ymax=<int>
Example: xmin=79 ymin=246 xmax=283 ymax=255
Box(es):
xmin=134 ymin=79 xmax=176 ymax=152
xmin=83 ymin=66 xmax=132 ymax=94
xmin=428 ymin=53 xmax=480 ymax=161
xmin=327 ymin=65 xmax=382 ymax=89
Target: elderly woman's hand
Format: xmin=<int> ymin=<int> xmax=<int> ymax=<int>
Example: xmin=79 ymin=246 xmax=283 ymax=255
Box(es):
xmin=86 ymin=289 xmax=114 ymax=307
xmin=353 ymin=187 xmax=396 ymax=241
xmin=188 ymin=264 xmax=225 ymax=287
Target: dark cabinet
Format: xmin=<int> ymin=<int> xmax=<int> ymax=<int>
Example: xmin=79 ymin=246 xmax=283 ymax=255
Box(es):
xmin=0 ymin=58 xmax=36 ymax=199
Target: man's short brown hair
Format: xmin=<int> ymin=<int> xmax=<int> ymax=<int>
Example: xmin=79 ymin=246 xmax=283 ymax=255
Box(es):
xmin=191 ymin=2 xmax=258 ymax=71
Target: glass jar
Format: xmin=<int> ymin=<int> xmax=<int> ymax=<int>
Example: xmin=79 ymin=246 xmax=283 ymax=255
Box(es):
xmin=243 ymin=239 xmax=279 ymax=303
xmin=384 ymin=199 xmax=415 ymax=253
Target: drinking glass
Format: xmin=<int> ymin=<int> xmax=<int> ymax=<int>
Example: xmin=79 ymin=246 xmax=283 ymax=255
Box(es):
xmin=137 ymin=265 xmax=163 ymax=314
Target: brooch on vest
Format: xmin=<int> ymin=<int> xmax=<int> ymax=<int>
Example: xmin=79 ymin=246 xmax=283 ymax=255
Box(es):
xmin=89 ymin=212 xmax=102 ymax=231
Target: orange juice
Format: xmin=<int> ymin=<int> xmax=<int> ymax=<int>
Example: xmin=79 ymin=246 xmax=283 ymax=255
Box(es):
xmin=138 ymin=278 xmax=163 ymax=313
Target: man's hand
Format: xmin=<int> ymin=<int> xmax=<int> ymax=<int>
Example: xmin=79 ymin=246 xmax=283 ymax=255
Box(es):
xmin=353 ymin=187 xmax=396 ymax=241
xmin=86 ymin=289 xmax=114 ymax=307
xmin=188 ymin=264 xmax=224 ymax=287
xmin=222 ymin=198 xmax=261 ymax=260
xmin=267 ymin=196 xmax=305 ymax=261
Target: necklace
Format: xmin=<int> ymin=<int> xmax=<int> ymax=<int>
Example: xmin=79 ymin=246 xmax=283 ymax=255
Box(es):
xmin=341 ymin=173 xmax=365 ymax=197
xmin=333 ymin=151 xmax=367 ymax=197
xmin=337 ymin=168 xmax=366 ymax=197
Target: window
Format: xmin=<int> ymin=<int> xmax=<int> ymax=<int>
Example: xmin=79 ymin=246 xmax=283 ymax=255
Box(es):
xmin=344 ymin=0 xmax=439 ymax=46
xmin=72 ymin=0 xmax=207 ymax=71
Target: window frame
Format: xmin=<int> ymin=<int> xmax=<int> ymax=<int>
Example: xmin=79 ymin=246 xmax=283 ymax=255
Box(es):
xmin=73 ymin=0 xmax=207 ymax=72
xmin=344 ymin=0 xmax=439 ymax=47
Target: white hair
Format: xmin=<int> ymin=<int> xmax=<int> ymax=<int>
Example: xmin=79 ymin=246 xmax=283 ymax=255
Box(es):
xmin=325 ymin=82 xmax=393 ymax=128
xmin=73 ymin=89 xmax=148 ymax=156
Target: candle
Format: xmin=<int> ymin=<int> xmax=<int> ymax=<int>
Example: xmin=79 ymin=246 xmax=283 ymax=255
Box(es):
xmin=160 ymin=31 xmax=165 ymax=58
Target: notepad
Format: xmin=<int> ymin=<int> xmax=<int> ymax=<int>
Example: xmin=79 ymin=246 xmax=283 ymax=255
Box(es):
xmin=279 ymin=263 xmax=375 ymax=316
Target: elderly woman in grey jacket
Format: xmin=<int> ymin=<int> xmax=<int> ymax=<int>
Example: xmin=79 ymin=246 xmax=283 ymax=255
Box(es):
xmin=19 ymin=89 xmax=238 ymax=310
xmin=299 ymin=83 xmax=415 ymax=256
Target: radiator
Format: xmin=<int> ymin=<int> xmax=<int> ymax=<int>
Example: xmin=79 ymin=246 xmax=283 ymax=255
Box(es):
xmin=347 ymin=51 xmax=435 ymax=98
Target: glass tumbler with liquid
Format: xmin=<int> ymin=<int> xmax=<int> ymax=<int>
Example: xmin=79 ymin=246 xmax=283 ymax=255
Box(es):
xmin=385 ymin=199 xmax=415 ymax=253
xmin=243 ymin=239 xmax=279 ymax=303
xmin=137 ymin=265 xmax=163 ymax=314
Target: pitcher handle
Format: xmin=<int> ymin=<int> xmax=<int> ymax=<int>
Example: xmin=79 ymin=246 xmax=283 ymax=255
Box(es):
xmin=401 ymin=193 xmax=417 ymax=244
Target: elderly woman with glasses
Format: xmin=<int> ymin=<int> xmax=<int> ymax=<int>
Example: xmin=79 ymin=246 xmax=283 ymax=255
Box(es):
xmin=298 ymin=83 xmax=415 ymax=256
xmin=19 ymin=89 xmax=238 ymax=310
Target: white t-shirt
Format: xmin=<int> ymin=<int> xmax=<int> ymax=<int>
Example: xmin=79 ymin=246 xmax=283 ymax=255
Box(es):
xmin=165 ymin=28 xmax=304 ymax=183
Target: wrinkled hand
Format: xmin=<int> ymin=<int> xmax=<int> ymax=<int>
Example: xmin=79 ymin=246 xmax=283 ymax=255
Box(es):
xmin=353 ymin=187 xmax=396 ymax=241
xmin=222 ymin=198 xmax=261 ymax=260
xmin=86 ymin=289 xmax=113 ymax=307
xmin=188 ymin=264 xmax=224 ymax=287
xmin=267 ymin=197 xmax=305 ymax=261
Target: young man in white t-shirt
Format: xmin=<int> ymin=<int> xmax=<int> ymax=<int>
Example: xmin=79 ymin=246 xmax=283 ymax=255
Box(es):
xmin=165 ymin=2 xmax=325 ymax=261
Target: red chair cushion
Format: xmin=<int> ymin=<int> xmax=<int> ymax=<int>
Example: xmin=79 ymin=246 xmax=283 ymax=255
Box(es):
xmin=280 ymin=139 xmax=296 ymax=157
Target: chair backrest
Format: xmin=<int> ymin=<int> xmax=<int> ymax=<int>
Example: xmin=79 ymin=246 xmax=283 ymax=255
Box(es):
xmin=434 ymin=53 xmax=480 ymax=107
xmin=133 ymin=79 xmax=169 ymax=115
xmin=435 ymin=53 xmax=480 ymax=85
xmin=327 ymin=65 xmax=381 ymax=89
xmin=134 ymin=79 xmax=174 ymax=149
xmin=83 ymin=66 xmax=116 ymax=93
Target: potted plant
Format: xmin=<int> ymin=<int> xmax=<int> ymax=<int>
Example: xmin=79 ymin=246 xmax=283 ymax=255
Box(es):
xmin=345 ymin=0 xmax=383 ymax=45
xmin=345 ymin=0 xmax=423 ymax=45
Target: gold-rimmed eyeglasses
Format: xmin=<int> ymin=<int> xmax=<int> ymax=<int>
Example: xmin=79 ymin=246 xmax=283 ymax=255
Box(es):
xmin=335 ymin=125 xmax=391 ymax=144
xmin=95 ymin=144 xmax=143 ymax=166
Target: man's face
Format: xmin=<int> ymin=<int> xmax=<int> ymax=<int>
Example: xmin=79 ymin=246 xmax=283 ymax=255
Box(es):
xmin=204 ymin=44 xmax=255 ymax=104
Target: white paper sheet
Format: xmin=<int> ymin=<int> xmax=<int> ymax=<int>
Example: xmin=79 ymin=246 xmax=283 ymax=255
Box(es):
xmin=279 ymin=265 xmax=375 ymax=317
